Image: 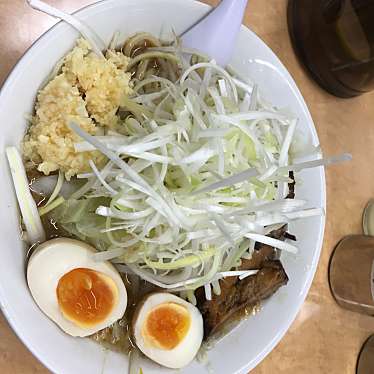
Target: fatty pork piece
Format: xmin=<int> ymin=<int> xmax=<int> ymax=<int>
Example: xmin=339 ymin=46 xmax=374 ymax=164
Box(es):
xmin=197 ymin=226 xmax=291 ymax=337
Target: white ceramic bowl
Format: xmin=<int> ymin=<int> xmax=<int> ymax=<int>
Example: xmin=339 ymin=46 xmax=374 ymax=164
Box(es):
xmin=0 ymin=1 xmax=326 ymax=373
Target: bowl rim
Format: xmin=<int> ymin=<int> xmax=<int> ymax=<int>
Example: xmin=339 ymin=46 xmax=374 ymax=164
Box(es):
xmin=0 ymin=1 xmax=326 ymax=373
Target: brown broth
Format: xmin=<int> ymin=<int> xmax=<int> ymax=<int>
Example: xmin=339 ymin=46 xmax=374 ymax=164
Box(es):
xmin=131 ymin=39 xmax=157 ymax=58
xmin=41 ymin=216 xmax=65 ymax=240
xmin=91 ymin=275 xmax=159 ymax=353
xmin=27 ymin=169 xmax=47 ymax=206
xmin=205 ymin=303 xmax=261 ymax=346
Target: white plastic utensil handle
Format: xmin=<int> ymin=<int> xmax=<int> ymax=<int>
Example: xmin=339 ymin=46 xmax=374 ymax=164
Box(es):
xmin=27 ymin=0 xmax=105 ymax=58
xmin=280 ymin=153 xmax=353 ymax=173
xmin=193 ymin=153 xmax=352 ymax=195
xmin=181 ymin=0 xmax=248 ymax=66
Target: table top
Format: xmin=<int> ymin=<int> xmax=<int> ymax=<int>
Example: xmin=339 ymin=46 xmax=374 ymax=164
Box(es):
xmin=1 ymin=0 xmax=374 ymax=373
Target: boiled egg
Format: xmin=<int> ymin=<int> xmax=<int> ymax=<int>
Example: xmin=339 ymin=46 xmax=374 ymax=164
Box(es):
xmin=27 ymin=238 xmax=127 ymax=337
xmin=132 ymin=292 xmax=203 ymax=369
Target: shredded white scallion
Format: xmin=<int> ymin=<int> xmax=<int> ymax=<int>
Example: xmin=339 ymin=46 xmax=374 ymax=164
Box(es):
xmin=36 ymin=54 xmax=343 ymax=300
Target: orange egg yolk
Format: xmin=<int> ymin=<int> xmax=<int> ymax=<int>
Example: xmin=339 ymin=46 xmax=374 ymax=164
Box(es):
xmin=142 ymin=303 xmax=191 ymax=350
xmin=56 ymin=268 xmax=118 ymax=328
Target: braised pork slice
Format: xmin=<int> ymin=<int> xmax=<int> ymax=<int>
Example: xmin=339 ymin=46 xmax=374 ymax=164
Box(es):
xmin=197 ymin=227 xmax=290 ymax=337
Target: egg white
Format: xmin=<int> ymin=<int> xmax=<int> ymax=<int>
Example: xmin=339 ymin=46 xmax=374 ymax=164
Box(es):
xmin=133 ymin=293 xmax=203 ymax=369
xmin=27 ymin=238 xmax=127 ymax=337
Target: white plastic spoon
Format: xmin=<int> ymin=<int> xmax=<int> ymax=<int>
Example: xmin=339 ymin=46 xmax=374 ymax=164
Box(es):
xmin=26 ymin=0 xmax=105 ymax=58
xmin=181 ymin=0 xmax=249 ymax=66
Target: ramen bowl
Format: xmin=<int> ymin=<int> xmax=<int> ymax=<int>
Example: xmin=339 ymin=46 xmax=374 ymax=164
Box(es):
xmin=0 ymin=0 xmax=325 ymax=373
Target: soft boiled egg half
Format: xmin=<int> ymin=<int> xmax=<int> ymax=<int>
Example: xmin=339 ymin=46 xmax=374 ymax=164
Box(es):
xmin=133 ymin=293 xmax=203 ymax=369
xmin=27 ymin=238 xmax=127 ymax=337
